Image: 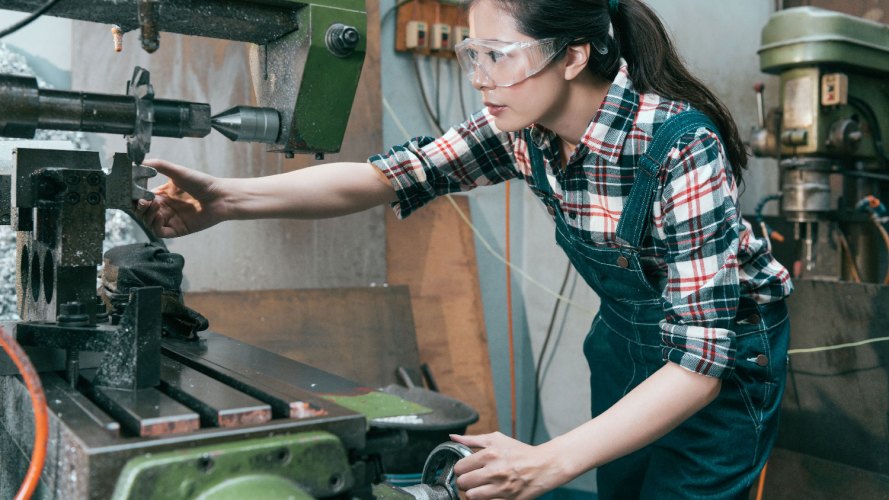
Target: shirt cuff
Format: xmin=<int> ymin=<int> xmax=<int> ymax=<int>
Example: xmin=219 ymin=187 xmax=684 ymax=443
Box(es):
xmin=660 ymin=321 xmax=736 ymax=379
xmin=368 ymin=149 xmax=426 ymax=220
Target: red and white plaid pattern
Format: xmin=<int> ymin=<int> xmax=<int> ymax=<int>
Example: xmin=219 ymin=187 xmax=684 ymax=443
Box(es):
xmin=370 ymin=63 xmax=793 ymax=378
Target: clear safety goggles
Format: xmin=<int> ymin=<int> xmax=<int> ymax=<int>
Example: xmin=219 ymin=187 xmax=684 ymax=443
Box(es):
xmin=455 ymin=37 xmax=569 ymax=88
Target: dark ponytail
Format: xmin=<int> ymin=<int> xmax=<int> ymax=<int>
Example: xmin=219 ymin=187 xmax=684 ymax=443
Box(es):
xmin=609 ymin=0 xmax=748 ymax=175
xmin=467 ymin=0 xmax=749 ymax=180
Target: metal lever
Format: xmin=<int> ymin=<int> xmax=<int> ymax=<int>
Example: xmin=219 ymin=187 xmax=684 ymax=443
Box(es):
xmin=754 ymin=82 xmax=766 ymax=129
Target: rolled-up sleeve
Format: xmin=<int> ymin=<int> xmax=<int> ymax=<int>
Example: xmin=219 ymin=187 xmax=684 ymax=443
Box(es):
xmin=368 ymin=109 xmax=519 ymax=219
xmin=656 ymin=128 xmax=740 ymax=379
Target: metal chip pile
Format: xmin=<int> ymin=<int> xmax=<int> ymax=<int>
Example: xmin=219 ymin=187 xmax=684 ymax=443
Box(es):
xmin=1 ymin=44 xmax=138 ymax=320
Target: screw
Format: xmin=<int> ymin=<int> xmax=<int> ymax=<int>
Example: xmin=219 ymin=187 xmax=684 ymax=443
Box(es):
xmin=94 ymin=296 xmax=109 ymax=323
xmin=276 ymin=448 xmax=291 ymax=465
xmin=196 ymin=455 xmax=214 ymax=473
xmin=87 ymin=192 xmax=101 ymax=205
xmin=66 ymin=174 xmax=81 ymax=186
xmin=315 ymin=152 xmax=325 ymax=161
xmin=66 ymin=192 xmax=81 ymax=205
xmin=87 ymin=173 xmax=102 ymax=186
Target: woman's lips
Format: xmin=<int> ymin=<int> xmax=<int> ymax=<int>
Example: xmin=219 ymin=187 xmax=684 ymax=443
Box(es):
xmin=486 ymin=103 xmax=507 ymax=116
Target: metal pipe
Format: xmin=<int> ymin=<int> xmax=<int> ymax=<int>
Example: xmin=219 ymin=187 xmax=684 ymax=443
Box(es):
xmin=0 ymin=73 xmax=212 ymax=139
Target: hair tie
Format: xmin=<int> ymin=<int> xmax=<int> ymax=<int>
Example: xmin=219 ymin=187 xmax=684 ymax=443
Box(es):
xmin=608 ymin=0 xmax=620 ymax=16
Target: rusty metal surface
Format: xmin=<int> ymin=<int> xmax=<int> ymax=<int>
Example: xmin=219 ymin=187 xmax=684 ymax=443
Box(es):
xmin=166 ymin=332 xmax=376 ymax=395
xmin=43 ymin=373 xmax=120 ymax=436
xmin=1 ymin=336 xmax=371 ymax=499
xmin=159 ymin=356 xmax=272 ymax=428
xmin=83 ymin=369 xmax=201 ymax=437
xmin=0 ymin=0 xmax=301 ymax=44
xmin=779 ymin=279 xmax=889 ymax=475
xmin=162 ymin=334 xmax=359 ymax=421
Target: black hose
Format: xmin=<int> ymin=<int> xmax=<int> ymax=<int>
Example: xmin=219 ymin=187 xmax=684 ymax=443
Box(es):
xmin=0 ymin=0 xmax=63 ymax=39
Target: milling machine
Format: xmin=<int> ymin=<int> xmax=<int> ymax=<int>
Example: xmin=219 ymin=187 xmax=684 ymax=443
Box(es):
xmin=749 ymin=7 xmax=889 ymax=494
xmin=0 ymin=1 xmax=474 ymax=498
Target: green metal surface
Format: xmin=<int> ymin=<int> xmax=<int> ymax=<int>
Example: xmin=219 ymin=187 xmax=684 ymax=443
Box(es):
xmin=111 ymin=431 xmax=354 ymax=500
xmin=776 ymin=67 xmax=889 ymax=157
xmin=759 ymin=7 xmax=889 ymax=75
xmin=195 ymin=475 xmax=313 ymax=500
xmin=372 ymin=483 xmax=418 ymax=499
xmin=323 ymin=391 xmax=434 ymax=421
xmin=289 ymin=4 xmax=367 ymax=152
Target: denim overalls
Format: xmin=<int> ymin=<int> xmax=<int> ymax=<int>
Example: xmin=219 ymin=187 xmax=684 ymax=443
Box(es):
xmin=526 ymin=111 xmax=790 ymax=499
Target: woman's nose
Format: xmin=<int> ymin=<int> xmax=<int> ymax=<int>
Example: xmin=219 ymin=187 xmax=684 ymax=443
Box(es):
xmin=470 ymin=67 xmax=494 ymax=90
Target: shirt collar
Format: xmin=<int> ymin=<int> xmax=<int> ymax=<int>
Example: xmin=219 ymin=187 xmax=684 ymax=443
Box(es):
xmin=528 ymin=62 xmax=639 ymax=164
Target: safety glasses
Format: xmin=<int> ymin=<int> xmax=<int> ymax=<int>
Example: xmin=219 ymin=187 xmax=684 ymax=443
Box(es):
xmin=455 ymin=37 xmax=568 ymax=88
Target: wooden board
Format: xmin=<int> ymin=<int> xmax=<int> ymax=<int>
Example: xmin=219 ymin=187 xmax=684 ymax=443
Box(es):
xmin=386 ymin=196 xmax=499 ymax=434
xmin=185 ymin=287 xmax=424 ymax=389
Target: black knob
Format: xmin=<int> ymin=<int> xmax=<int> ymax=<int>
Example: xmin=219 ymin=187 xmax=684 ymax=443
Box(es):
xmin=326 ymin=24 xmax=361 ymax=58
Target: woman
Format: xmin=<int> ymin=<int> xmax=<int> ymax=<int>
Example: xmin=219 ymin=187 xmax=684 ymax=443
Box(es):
xmin=137 ymin=0 xmax=793 ymax=498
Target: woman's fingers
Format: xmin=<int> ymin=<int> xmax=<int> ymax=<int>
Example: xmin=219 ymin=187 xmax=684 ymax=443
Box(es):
xmin=142 ymin=199 xmax=162 ymax=231
xmin=142 ymin=158 xmax=214 ymax=197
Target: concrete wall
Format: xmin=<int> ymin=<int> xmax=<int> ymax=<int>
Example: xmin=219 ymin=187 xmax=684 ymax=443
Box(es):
xmin=0 ymin=10 xmax=71 ymax=87
xmin=379 ymin=0 xmax=781 ymax=493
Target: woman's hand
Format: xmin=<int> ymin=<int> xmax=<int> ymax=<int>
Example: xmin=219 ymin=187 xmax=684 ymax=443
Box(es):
xmin=451 ymin=432 xmax=568 ymax=500
xmin=135 ymin=159 xmax=230 ymax=238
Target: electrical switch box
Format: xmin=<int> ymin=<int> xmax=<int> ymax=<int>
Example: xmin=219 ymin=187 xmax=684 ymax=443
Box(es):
xmin=454 ymin=25 xmax=470 ymax=44
xmin=406 ymin=20 xmax=428 ymax=49
xmin=821 ymin=73 xmax=848 ymax=106
xmin=395 ymin=0 xmax=468 ymax=56
xmin=431 ymin=23 xmax=451 ymax=50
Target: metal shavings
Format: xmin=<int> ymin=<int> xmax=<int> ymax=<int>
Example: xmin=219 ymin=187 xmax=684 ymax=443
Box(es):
xmin=0 ymin=44 xmax=138 ymax=320
xmin=371 ymin=415 xmax=425 ymax=426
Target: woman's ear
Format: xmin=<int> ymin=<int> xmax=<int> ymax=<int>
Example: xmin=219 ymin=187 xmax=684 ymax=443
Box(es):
xmin=563 ymin=43 xmax=591 ymax=81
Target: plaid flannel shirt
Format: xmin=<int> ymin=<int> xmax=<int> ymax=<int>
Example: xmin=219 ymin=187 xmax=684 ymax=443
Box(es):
xmin=369 ymin=64 xmax=793 ymax=379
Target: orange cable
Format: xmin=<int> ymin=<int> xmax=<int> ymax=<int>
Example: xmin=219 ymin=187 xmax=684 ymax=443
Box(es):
xmin=505 ymin=182 xmax=516 ymax=439
xmin=0 ymin=326 xmax=48 ymax=500
xmin=755 ymin=461 xmax=768 ymax=500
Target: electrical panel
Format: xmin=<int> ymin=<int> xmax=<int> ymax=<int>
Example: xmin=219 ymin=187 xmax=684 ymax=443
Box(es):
xmin=406 ymin=20 xmax=429 ymax=49
xmin=453 ymin=25 xmax=470 ymax=44
xmin=395 ymin=0 xmax=468 ymax=58
xmin=431 ymin=23 xmax=451 ymax=50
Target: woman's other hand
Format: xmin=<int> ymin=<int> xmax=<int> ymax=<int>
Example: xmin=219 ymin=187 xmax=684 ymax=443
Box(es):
xmin=135 ymin=159 xmax=229 ymax=238
xmin=451 ymin=432 xmax=568 ymax=500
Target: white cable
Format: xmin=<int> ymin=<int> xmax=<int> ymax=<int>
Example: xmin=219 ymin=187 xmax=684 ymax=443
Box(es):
xmin=788 ymin=335 xmax=889 ymax=355
xmin=443 ymin=195 xmax=597 ymax=314
xmin=382 ymin=96 xmax=413 ymax=142
xmin=386 ymin=88 xmax=889 ymax=356
xmin=383 ymin=94 xmax=595 ymax=314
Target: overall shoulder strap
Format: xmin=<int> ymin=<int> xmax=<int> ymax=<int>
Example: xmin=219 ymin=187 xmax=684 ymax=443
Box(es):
xmin=615 ymin=109 xmax=721 ymax=248
xmin=524 ymin=128 xmax=553 ymax=197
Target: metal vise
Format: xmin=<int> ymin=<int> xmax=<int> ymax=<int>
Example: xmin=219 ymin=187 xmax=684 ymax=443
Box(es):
xmin=1 ymin=148 xmax=162 ymax=390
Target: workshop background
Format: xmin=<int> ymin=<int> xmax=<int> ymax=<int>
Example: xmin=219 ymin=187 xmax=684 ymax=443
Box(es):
xmin=1 ymin=0 xmax=887 ymax=497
